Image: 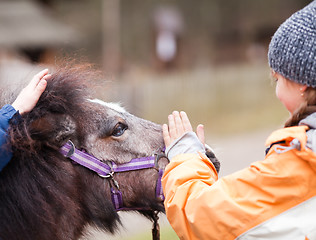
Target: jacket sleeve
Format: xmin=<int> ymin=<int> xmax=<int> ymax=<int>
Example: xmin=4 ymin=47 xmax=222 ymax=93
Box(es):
xmin=162 ymin=153 xmax=219 ymax=239
xmin=0 ymin=104 xmax=17 ymax=171
xmin=162 ymin=145 xmax=316 ymax=240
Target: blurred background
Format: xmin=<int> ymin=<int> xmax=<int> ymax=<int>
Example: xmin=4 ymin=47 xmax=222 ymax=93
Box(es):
xmin=0 ymin=0 xmax=312 ymax=239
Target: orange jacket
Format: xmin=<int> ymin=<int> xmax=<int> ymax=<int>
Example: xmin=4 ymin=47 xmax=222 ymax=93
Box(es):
xmin=162 ymin=126 xmax=316 ymax=240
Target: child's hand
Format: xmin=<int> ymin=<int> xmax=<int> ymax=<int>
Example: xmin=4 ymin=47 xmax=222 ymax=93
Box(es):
xmin=163 ymin=111 xmax=205 ymax=148
xmin=12 ymin=69 xmax=51 ymax=115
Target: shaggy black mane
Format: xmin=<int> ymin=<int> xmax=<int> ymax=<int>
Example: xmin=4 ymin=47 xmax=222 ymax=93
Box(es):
xmin=0 ymin=65 xmax=120 ymax=240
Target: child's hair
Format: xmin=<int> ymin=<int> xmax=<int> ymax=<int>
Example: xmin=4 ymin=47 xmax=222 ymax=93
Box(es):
xmin=285 ymin=87 xmax=316 ymax=127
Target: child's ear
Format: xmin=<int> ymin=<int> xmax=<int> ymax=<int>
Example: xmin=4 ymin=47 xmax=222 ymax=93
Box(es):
xmin=30 ymin=114 xmax=76 ymax=146
xmin=300 ymin=85 xmax=308 ymax=93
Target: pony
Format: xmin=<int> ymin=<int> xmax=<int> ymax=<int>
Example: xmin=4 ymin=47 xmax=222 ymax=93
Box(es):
xmin=0 ymin=64 xmax=219 ymax=240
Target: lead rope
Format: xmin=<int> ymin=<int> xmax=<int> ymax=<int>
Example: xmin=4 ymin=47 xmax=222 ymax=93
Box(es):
xmin=152 ymin=211 xmax=160 ymax=240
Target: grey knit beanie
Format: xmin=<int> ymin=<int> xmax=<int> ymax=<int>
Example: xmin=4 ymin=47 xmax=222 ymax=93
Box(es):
xmin=268 ymin=1 xmax=316 ymax=87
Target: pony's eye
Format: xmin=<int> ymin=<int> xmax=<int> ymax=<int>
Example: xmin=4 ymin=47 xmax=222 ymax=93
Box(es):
xmin=112 ymin=123 xmax=128 ymax=137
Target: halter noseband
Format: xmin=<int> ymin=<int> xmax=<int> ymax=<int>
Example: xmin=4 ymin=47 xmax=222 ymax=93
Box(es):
xmin=60 ymin=140 xmax=167 ymax=211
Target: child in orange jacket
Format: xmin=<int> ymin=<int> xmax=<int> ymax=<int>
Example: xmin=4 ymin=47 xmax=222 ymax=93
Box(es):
xmin=162 ymin=1 xmax=316 ymax=239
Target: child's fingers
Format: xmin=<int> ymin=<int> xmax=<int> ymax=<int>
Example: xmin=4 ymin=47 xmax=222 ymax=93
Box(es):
xmin=168 ymin=114 xmax=177 ymax=139
xmin=180 ymin=111 xmax=193 ymax=132
xmin=34 ymin=79 xmax=47 ymax=96
xmin=165 ymin=111 xmax=198 ymax=148
xmin=173 ymin=111 xmax=184 ymax=135
xmin=35 ymin=69 xmax=49 ymax=79
xmin=29 ymin=69 xmax=49 ymax=88
xmin=42 ymin=73 xmax=52 ymax=81
xmin=163 ymin=124 xmax=171 ymax=147
xmin=196 ymin=124 xmax=205 ymax=145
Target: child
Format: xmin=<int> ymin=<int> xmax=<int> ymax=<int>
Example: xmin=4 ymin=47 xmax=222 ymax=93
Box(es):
xmin=162 ymin=1 xmax=316 ymax=239
xmin=0 ymin=69 xmax=50 ymax=171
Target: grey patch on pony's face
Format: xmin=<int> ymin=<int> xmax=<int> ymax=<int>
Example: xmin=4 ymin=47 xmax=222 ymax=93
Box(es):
xmin=83 ymin=99 xmax=164 ymax=165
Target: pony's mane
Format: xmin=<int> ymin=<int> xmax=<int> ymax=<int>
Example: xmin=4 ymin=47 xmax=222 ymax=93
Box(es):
xmin=1 ymin=64 xmax=121 ymax=238
xmin=9 ymin=63 xmax=100 ymax=155
xmin=36 ymin=64 xmax=97 ymax=115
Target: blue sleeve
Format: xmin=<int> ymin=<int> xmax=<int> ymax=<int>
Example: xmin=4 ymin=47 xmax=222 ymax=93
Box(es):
xmin=0 ymin=104 xmax=17 ymax=171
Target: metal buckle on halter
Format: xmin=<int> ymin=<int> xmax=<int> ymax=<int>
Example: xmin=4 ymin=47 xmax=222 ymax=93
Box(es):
xmin=65 ymin=140 xmax=75 ymax=158
xmin=154 ymin=151 xmax=168 ymax=170
xmin=102 ymin=161 xmax=122 ymax=210
xmin=97 ymin=160 xmax=116 ymax=179
xmin=98 ymin=171 xmax=114 ymax=178
xmin=98 ymin=161 xmax=120 ymax=189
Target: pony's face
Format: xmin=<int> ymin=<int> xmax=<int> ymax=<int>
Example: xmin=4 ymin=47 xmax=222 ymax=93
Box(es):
xmin=72 ymin=99 xmax=168 ymax=212
xmin=80 ymin=99 xmax=164 ymax=165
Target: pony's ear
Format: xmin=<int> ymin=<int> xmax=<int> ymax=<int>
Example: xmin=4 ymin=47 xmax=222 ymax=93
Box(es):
xmin=30 ymin=114 xmax=76 ymax=145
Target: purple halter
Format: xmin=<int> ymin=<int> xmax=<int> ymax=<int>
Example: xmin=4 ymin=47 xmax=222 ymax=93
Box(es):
xmin=60 ymin=140 xmax=167 ymax=211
